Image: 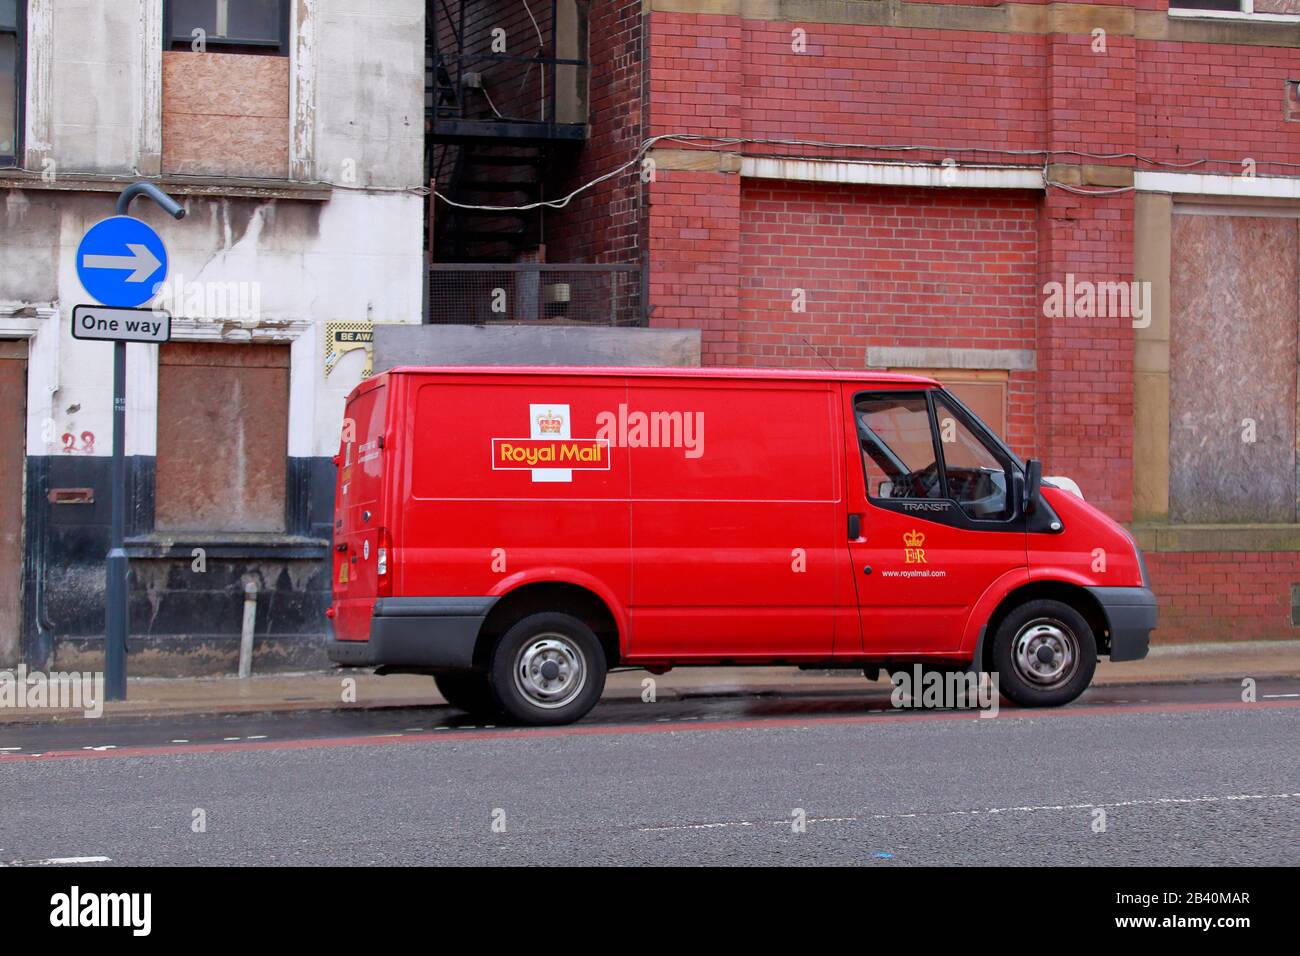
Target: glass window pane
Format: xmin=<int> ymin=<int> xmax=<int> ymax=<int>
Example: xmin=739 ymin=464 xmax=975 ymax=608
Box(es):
xmin=170 ymin=0 xmax=217 ymax=37
xmin=1168 ymin=0 xmax=1242 ymax=9
xmin=935 ymin=395 xmax=1011 ymax=520
xmin=227 ymin=0 xmax=280 ymax=42
xmin=855 ymin=394 xmax=943 ymax=500
xmin=0 ymin=0 xmax=16 ymax=33
xmin=0 ymin=36 xmax=16 ymax=159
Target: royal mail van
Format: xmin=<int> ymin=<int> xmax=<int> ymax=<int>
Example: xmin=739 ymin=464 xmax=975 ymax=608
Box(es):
xmin=326 ymin=366 xmax=1156 ymax=725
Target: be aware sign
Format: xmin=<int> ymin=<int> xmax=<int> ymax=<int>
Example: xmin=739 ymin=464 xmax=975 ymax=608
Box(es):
xmin=71 ymin=305 xmax=171 ymax=344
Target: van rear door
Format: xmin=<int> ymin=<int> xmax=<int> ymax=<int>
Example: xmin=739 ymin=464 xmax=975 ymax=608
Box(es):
xmin=332 ymin=380 xmax=389 ymax=642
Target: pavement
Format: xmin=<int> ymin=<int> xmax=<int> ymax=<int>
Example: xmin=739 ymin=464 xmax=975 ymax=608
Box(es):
xmin=1 ymin=639 xmax=1298 ymax=723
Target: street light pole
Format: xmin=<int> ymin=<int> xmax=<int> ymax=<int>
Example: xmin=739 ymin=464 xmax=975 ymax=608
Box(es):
xmin=103 ymin=183 xmax=185 ymax=701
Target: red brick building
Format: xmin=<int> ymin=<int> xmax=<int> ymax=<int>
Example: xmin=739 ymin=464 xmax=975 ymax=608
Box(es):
xmin=431 ymin=0 xmax=1300 ymax=646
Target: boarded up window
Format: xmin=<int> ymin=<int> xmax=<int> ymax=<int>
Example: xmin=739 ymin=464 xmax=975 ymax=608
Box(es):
xmin=161 ymin=51 xmax=289 ymax=179
xmin=1170 ymin=213 xmax=1298 ymax=523
xmin=156 ymin=342 xmax=289 ymax=533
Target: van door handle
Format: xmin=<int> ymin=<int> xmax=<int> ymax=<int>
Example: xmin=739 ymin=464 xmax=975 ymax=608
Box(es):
xmin=848 ymin=513 xmax=862 ymax=540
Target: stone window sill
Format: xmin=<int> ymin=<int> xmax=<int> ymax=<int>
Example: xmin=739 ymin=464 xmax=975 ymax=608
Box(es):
xmin=1131 ymin=523 xmax=1300 ymax=553
xmin=0 ymin=169 xmax=332 ymax=202
xmin=125 ymin=533 xmax=330 ymax=560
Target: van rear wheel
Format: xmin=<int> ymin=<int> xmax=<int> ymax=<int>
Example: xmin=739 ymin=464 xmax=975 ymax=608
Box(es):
xmin=992 ymin=599 xmax=1097 ymax=707
xmin=433 ymin=673 xmax=500 ymax=718
xmin=487 ymin=612 xmax=607 ymax=726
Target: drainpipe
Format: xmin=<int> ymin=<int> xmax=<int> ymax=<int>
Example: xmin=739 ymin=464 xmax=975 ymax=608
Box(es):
xmin=237 ymin=579 xmax=259 ymax=679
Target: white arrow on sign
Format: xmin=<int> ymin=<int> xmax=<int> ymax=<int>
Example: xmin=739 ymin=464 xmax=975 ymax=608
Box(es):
xmin=81 ymin=244 xmax=162 ymax=283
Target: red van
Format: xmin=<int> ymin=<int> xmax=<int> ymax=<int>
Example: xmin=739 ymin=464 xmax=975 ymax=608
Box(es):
xmin=326 ymin=366 xmax=1155 ymax=725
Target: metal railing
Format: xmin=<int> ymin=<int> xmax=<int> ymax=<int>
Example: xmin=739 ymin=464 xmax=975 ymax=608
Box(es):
xmin=427 ymin=263 xmax=644 ymax=327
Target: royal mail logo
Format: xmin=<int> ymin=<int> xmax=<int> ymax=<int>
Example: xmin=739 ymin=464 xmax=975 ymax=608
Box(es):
xmin=494 ymin=439 xmax=609 ymax=469
xmin=536 ymin=407 xmax=564 ymax=435
xmin=493 ymin=404 xmax=610 ymax=483
xmin=904 ymin=529 xmax=927 ymax=564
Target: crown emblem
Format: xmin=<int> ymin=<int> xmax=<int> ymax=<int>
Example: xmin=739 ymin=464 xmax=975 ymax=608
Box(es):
xmin=536 ymin=408 xmax=563 ymax=434
xmin=903 ymin=529 xmax=925 ymax=548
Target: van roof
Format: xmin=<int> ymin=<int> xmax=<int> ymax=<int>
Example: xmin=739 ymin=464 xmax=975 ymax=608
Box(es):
xmin=372 ymin=365 xmax=940 ymax=388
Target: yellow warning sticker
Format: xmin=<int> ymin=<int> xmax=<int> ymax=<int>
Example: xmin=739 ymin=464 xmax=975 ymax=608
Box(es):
xmin=338 ymin=562 xmax=349 ymax=584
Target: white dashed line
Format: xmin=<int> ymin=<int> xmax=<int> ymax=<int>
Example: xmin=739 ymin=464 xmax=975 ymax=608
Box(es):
xmin=0 ymin=855 xmax=111 ymax=867
xmin=635 ymin=792 xmax=1300 ymax=832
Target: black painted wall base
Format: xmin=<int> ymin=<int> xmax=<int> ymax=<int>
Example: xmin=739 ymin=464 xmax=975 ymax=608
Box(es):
xmin=22 ymin=455 xmax=336 ymax=676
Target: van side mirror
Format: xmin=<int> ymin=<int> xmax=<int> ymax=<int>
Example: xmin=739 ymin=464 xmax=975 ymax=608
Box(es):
xmin=1023 ymin=458 xmax=1042 ymax=513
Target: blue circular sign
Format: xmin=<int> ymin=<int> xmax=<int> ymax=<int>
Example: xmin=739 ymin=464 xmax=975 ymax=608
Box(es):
xmin=76 ymin=216 xmax=169 ymax=308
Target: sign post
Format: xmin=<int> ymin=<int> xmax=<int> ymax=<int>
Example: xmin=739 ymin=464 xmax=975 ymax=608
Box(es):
xmin=74 ymin=183 xmax=185 ymax=701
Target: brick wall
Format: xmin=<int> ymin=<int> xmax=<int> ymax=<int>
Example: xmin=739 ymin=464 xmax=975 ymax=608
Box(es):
xmin=1149 ymin=553 xmax=1300 ymax=644
xmin=628 ymin=2 xmax=1300 ymax=644
xmin=546 ymin=0 xmax=645 ymax=264
xmin=736 ymin=181 xmax=1041 ymax=452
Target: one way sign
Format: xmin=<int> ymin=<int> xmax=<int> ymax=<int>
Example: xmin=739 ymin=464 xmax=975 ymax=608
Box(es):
xmin=76 ymin=215 xmax=169 ymax=308
xmin=71 ymin=305 xmax=171 ymax=344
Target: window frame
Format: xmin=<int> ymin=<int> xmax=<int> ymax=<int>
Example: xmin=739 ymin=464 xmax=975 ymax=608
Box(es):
xmin=932 ymin=390 xmax=1018 ymax=522
xmin=0 ymin=0 xmax=24 ymax=168
xmin=855 ymin=390 xmax=947 ymax=504
xmin=1168 ymin=0 xmax=1300 ymax=22
xmin=853 ymin=388 xmax=1024 ymax=526
xmin=163 ymin=0 xmax=291 ymax=57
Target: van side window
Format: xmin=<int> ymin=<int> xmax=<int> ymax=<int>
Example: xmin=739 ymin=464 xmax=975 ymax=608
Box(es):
xmin=855 ymin=394 xmax=944 ymax=500
xmin=934 ymin=394 xmax=1012 ymax=520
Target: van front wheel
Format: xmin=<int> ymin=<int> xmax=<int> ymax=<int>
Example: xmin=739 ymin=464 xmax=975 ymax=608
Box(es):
xmin=488 ymin=612 xmax=607 ymax=726
xmin=992 ymin=599 xmax=1096 ymax=707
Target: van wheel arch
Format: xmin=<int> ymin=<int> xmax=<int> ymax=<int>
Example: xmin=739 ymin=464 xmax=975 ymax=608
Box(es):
xmin=981 ymin=581 xmax=1109 ymax=672
xmin=475 ymin=582 xmax=621 ymax=671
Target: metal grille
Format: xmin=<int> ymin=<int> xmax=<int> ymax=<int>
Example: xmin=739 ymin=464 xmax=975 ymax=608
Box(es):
xmin=427 ymin=264 xmax=643 ymax=327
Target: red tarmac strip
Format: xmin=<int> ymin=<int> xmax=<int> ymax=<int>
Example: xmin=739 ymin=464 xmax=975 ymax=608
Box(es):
xmin=1 ymin=698 xmax=1296 ymax=764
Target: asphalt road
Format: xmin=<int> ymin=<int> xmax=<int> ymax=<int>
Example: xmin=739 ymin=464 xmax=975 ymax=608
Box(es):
xmin=1 ymin=678 xmax=1297 ymax=866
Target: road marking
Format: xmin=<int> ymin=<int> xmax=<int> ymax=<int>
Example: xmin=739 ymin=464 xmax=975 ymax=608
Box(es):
xmin=1264 ymin=693 xmax=1300 ymax=699
xmin=0 ymin=855 xmax=111 ymax=867
xmin=635 ymin=792 xmax=1300 ymax=832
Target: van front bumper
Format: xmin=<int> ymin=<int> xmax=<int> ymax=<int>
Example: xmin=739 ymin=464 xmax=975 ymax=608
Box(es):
xmin=1086 ymin=586 xmax=1157 ymax=663
xmin=326 ymin=596 xmax=497 ymax=670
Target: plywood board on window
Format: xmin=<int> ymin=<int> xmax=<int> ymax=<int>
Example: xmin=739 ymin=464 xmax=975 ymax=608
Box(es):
xmin=162 ymin=51 xmax=289 ymax=179
xmin=1169 ymin=214 xmax=1298 ymax=523
xmin=155 ymin=342 xmax=289 ymax=533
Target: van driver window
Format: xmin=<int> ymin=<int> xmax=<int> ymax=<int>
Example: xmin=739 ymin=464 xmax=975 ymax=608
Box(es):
xmin=855 ymin=394 xmax=943 ymax=500
xmin=934 ymin=394 xmax=1012 ymax=520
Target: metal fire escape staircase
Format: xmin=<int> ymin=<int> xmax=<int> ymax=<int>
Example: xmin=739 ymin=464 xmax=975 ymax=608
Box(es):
xmin=426 ymin=0 xmax=589 ymax=263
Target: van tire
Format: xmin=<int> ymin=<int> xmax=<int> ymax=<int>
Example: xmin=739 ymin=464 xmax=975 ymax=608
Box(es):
xmin=433 ymin=673 xmax=500 ymax=717
xmin=992 ymin=599 xmax=1097 ymax=707
xmin=487 ymin=612 xmax=607 ymax=726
